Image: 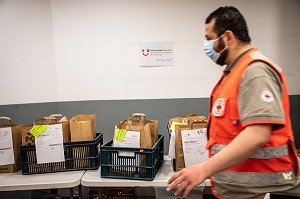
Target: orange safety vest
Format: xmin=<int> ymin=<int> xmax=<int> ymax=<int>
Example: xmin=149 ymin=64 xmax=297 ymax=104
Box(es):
xmin=207 ymin=48 xmax=299 ymax=199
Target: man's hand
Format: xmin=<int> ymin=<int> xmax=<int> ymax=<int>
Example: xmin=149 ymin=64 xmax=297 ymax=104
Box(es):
xmin=166 ymin=124 xmax=271 ymax=198
xmin=167 ymin=164 xmax=207 ymax=198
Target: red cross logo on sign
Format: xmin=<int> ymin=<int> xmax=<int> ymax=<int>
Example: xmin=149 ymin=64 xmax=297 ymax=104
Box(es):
xmin=261 ymin=90 xmax=274 ymax=102
xmin=213 ymin=98 xmax=225 ymax=117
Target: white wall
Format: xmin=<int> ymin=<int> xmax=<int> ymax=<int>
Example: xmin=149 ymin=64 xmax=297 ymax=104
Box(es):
xmin=0 ymin=0 xmax=58 ymax=105
xmin=1 ymin=0 xmax=300 ymax=105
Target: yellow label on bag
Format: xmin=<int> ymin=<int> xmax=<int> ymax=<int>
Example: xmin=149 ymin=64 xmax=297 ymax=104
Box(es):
xmin=170 ymin=122 xmax=187 ymax=131
xmin=114 ymin=129 xmax=127 ymax=142
xmin=29 ymin=125 xmax=48 ymax=138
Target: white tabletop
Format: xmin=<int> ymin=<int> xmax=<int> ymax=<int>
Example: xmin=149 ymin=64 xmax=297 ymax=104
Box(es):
xmin=0 ymin=170 xmax=85 ymax=191
xmin=81 ymin=157 xmax=210 ymax=187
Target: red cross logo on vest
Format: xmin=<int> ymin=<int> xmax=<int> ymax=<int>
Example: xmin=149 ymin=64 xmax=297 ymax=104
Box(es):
xmin=261 ymin=90 xmax=274 ymax=102
xmin=213 ymin=98 xmax=226 ymax=117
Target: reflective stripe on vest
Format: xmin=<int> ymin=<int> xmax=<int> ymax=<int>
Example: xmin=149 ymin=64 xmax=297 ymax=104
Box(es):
xmin=210 ymin=144 xmax=288 ymax=159
xmin=213 ymin=170 xmax=296 ymax=185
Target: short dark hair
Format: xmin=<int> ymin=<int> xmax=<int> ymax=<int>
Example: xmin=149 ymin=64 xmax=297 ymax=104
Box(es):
xmin=205 ymin=6 xmax=251 ymax=43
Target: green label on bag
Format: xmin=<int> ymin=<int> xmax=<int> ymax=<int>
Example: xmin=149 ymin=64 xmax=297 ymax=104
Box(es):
xmin=115 ymin=129 xmax=127 ymax=142
xmin=29 ymin=125 xmax=48 ymax=138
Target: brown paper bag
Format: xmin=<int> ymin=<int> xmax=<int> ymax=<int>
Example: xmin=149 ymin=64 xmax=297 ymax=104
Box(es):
xmin=21 ymin=115 xmax=70 ymax=146
xmin=49 ymin=114 xmax=71 ymax=143
xmin=147 ymin=119 xmax=158 ymax=146
xmin=175 ymin=119 xmax=208 ymax=171
xmin=168 ymin=114 xmax=206 ymax=132
xmin=128 ymin=113 xmax=158 ymax=147
xmin=69 ymin=114 xmax=96 ymax=142
xmin=115 ymin=115 xmax=152 ymax=148
xmin=21 ymin=117 xmax=56 ymax=146
xmin=168 ymin=114 xmax=207 ymax=169
xmin=0 ymin=117 xmax=22 ymax=173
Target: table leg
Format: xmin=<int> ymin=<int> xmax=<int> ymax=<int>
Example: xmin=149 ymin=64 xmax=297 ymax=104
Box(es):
xmin=77 ymin=184 xmax=82 ymax=199
xmin=69 ymin=187 xmax=74 ymax=199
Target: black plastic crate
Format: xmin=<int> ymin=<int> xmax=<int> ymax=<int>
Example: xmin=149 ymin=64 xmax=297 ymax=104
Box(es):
xmin=100 ymin=134 xmax=164 ymax=181
xmin=20 ymin=133 xmax=103 ymax=174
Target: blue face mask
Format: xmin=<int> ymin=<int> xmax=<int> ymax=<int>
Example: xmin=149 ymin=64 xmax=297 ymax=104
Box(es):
xmin=203 ymin=34 xmax=227 ymax=63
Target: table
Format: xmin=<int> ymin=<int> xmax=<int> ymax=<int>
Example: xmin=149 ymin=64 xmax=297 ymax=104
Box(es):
xmin=0 ymin=158 xmax=211 ymax=198
xmin=81 ymin=157 xmax=211 ymax=187
xmin=81 ymin=157 xmax=211 ymax=198
xmin=0 ymin=170 xmax=85 ymax=198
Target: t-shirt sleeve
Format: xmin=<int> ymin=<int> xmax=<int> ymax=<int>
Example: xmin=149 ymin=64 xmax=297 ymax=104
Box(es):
xmin=238 ymin=61 xmax=285 ymax=128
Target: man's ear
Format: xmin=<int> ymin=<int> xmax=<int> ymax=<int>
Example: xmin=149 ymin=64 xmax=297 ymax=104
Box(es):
xmin=224 ymin=30 xmax=234 ymax=45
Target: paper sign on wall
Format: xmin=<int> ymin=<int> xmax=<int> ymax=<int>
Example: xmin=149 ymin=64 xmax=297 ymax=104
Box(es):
xmin=35 ymin=124 xmax=65 ymax=164
xmin=181 ymin=128 xmax=208 ymax=167
xmin=0 ymin=127 xmax=15 ymax=166
xmin=139 ymin=41 xmax=174 ymax=66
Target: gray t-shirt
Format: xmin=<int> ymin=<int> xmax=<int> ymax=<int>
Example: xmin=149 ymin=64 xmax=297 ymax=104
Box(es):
xmin=238 ymin=61 xmax=284 ymax=127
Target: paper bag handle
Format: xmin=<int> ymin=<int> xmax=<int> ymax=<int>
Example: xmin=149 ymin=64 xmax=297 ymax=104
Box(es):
xmin=0 ymin=116 xmax=12 ymax=124
xmin=49 ymin=114 xmax=67 ymax=122
xmin=127 ymin=113 xmax=147 ymax=125
xmin=128 ymin=113 xmax=147 ymax=120
xmin=131 ymin=113 xmax=146 ymax=117
xmin=178 ymin=113 xmax=199 ymax=118
xmin=44 ymin=116 xmax=56 ymax=120
xmin=189 ymin=118 xmax=207 ymax=126
xmin=33 ymin=116 xmax=57 ymax=125
xmin=49 ymin=113 xmax=63 ymax=117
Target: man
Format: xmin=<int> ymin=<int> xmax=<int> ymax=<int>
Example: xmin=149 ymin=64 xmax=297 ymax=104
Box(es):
xmin=167 ymin=6 xmax=300 ymax=199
